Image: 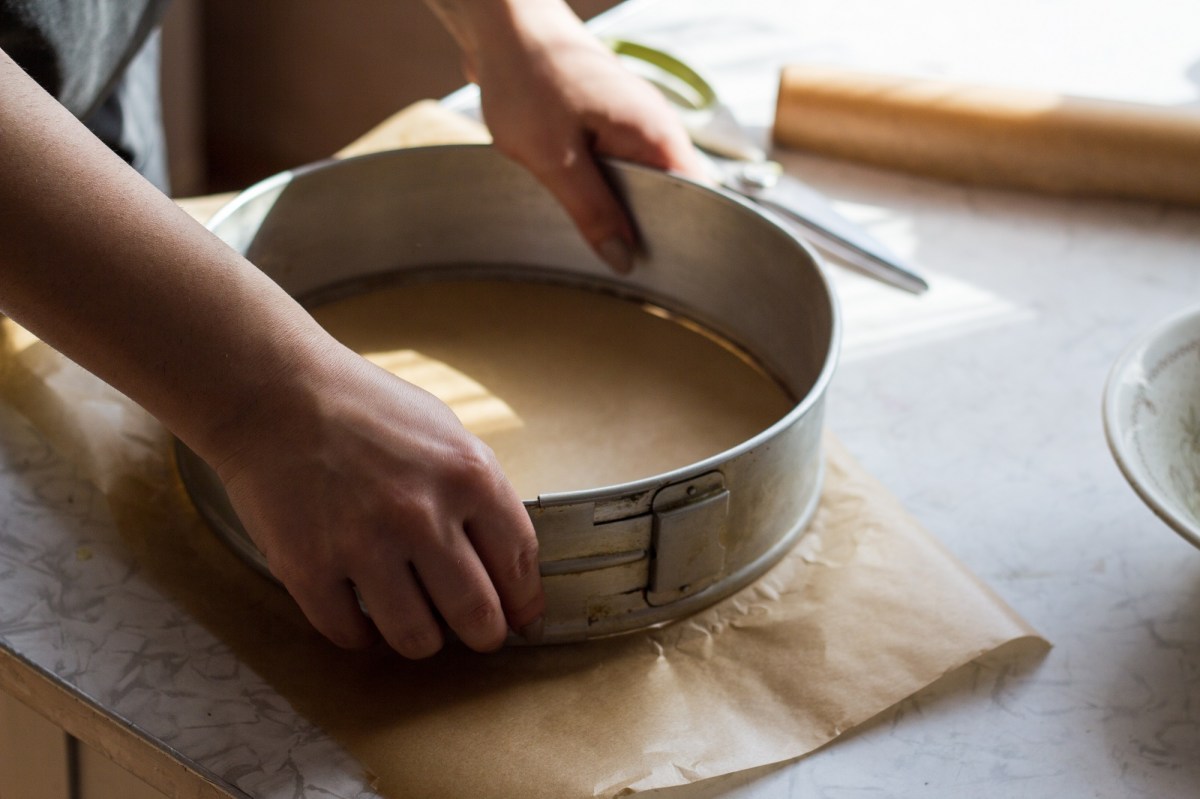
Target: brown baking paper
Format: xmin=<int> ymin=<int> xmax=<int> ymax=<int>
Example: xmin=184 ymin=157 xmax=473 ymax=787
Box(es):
xmin=0 ymin=103 xmax=1045 ymax=798
xmin=774 ymin=64 xmax=1200 ymax=206
xmin=0 ymin=322 xmax=1045 ymax=797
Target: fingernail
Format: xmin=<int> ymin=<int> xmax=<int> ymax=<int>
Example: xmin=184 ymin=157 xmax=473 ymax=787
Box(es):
xmin=519 ymin=616 xmax=545 ymax=644
xmin=597 ymin=236 xmax=634 ymax=274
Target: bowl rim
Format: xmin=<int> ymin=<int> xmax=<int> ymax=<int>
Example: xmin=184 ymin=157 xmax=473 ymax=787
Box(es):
xmin=1103 ymin=303 xmax=1200 ymax=549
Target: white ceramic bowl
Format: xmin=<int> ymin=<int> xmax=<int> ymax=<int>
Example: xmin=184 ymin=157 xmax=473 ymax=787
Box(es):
xmin=1104 ymin=305 xmax=1200 ymax=549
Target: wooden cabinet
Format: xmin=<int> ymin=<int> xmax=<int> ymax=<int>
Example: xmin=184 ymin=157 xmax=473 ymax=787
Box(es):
xmin=0 ymin=690 xmax=165 ymax=799
xmin=76 ymin=742 xmax=168 ymax=799
xmin=187 ymin=0 xmax=620 ymax=191
xmin=0 ymin=689 xmax=70 ymax=799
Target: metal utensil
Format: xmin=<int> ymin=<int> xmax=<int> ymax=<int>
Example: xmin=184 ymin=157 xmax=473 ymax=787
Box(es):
xmin=182 ymin=145 xmax=839 ymax=644
xmin=610 ymin=39 xmax=930 ymax=295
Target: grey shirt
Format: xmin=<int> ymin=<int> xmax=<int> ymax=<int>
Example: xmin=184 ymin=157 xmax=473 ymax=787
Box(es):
xmin=1 ymin=0 xmax=173 ymax=190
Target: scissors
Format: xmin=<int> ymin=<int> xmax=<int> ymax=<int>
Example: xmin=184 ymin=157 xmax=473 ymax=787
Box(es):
xmin=609 ymin=39 xmax=930 ymax=295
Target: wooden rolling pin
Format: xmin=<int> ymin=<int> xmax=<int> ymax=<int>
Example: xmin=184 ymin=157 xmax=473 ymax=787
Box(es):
xmin=773 ymin=65 xmax=1200 ymax=206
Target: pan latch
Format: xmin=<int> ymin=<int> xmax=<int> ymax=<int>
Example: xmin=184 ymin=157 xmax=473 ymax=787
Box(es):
xmin=532 ymin=471 xmax=731 ymax=638
xmin=646 ymin=472 xmax=729 ymax=606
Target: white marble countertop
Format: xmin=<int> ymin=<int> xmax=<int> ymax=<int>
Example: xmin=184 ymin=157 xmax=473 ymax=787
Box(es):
xmin=2 ymin=0 xmax=1199 ymax=797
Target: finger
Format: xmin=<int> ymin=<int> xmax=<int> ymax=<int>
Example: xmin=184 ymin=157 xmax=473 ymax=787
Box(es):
xmin=518 ymin=138 xmax=637 ymax=274
xmin=465 ymin=482 xmax=544 ymax=636
xmin=596 ymin=118 xmax=709 ymax=183
xmin=651 ymin=135 xmax=709 ymax=183
xmin=410 ymin=531 xmax=510 ymax=653
xmin=354 ymin=562 xmax=446 ymax=659
xmin=283 ymin=571 xmax=378 ymax=650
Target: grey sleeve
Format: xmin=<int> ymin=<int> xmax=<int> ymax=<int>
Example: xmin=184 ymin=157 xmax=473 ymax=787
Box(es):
xmin=1 ymin=0 xmax=172 ymax=191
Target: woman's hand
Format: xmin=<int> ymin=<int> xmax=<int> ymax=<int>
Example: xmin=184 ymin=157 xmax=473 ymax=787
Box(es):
xmin=426 ymin=0 xmax=708 ymax=272
xmin=211 ymin=339 xmax=545 ymax=658
xmin=0 ymin=47 xmax=544 ymax=659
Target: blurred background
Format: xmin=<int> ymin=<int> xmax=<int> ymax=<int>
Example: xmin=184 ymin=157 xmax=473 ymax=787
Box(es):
xmin=160 ymin=0 xmax=620 ymax=196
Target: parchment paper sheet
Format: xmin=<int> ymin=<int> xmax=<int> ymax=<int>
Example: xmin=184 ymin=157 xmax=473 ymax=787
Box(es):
xmin=0 ymin=323 xmax=1044 ymax=798
xmin=0 ymin=103 xmax=1045 ymax=798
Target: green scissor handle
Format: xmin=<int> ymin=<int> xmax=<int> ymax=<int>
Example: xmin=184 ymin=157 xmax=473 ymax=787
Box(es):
xmin=607 ymin=37 xmax=771 ymax=164
xmin=606 ymin=39 xmax=719 ymax=113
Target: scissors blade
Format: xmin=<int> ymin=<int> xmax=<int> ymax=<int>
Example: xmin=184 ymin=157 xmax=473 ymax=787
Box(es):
xmin=606 ymin=38 xmax=929 ymax=293
xmin=682 ymin=104 xmax=768 ymax=164
xmin=689 ymin=103 xmax=930 ymax=294
xmin=717 ymin=160 xmax=930 ymax=295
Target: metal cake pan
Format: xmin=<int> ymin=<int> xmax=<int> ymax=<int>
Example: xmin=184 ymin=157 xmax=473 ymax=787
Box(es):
xmin=175 ymin=144 xmax=840 ymax=644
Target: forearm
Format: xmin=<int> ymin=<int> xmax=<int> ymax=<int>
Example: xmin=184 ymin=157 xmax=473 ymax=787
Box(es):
xmin=423 ymin=0 xmax=589 ymax=78
xmin=0 ymin=40 xmax=545 ymax=658
xmin=0 ymin=50 xmax=333 ymax=463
